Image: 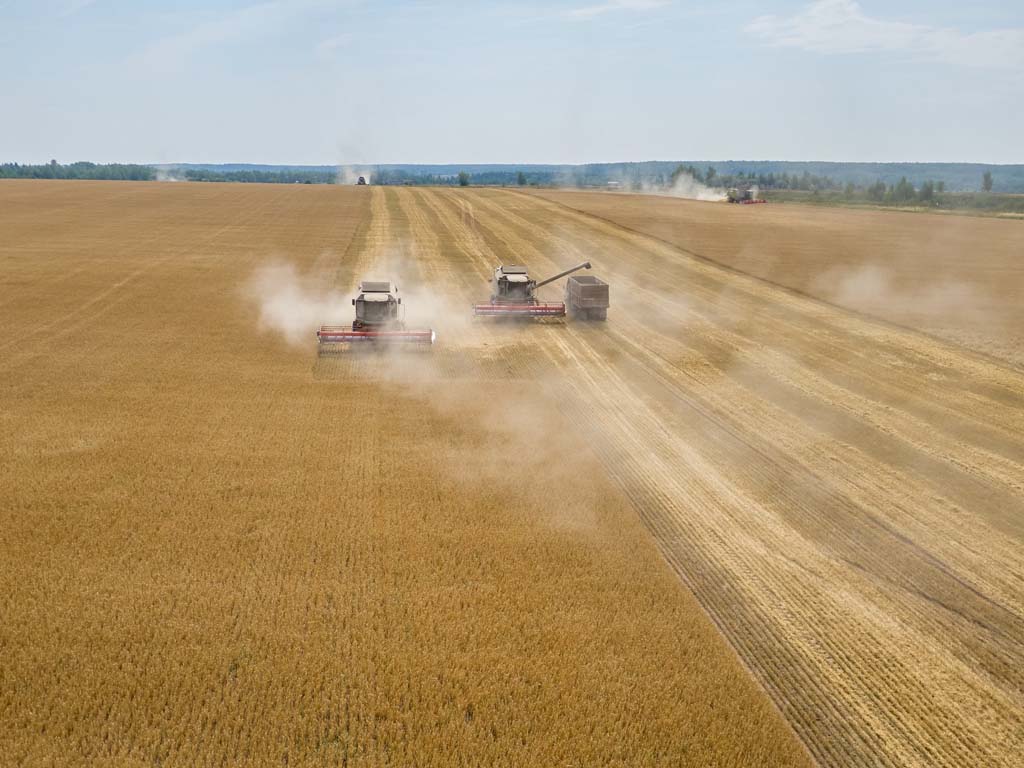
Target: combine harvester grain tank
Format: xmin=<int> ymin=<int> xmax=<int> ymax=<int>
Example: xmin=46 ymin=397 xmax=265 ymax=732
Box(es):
xmin=317 ymin=281 xmax=434 ymax=350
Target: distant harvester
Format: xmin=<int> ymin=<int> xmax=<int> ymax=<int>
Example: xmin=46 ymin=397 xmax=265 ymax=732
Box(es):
xmin=727 ymin=186 xmax=767 ymax=204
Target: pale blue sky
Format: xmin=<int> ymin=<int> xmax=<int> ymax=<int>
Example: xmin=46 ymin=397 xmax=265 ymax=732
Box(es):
xmin=1 ymin=1 xmax=1021 ymax=165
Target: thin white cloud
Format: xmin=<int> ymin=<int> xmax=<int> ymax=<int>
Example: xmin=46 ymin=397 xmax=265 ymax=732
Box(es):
xmin=137 ymin=1 xmax=286 ymax=71
xmin=136 ymin=0 xmax=347 ymax=72
xmin=60 ymin=0 xmax=99 ymax=17
xmin=564 ymin=0 xmax=670 ymax=22
xmin=747 ymin=0 xmax=1024 ymax=70
xmin=314 ymin=32 xmax=353 ymax=62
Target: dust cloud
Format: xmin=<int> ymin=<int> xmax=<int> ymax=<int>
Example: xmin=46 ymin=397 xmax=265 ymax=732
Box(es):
xmin=244 ymin=261 xmax=348 ymax=346
xmin=810 ymin=263 xmax=998 ymax=333
xmin=398 ymin=282 xmax=474 ymax=342
xmin=659 ymin=171 xmax=727 ymax=202
xmin=560 ymin=170 xmax=727 ymax=201
xmin=337 ymin=166 xmax=372 ymax=185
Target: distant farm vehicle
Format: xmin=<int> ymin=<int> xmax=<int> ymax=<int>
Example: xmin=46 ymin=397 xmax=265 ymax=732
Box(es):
xmin=473 ymin=262 xmax=593 ymax=318
xmin=317 ymin=281 xmax=434 ymax=349
xmin=565 ymin=275 xmax=609 ymax=320
xmin=727 ymin=186 xmax=767 ymax=204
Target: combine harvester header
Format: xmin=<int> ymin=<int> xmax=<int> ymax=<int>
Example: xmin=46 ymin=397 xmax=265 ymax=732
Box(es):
xmin=473 ymin=262 xmax=592 ymax=318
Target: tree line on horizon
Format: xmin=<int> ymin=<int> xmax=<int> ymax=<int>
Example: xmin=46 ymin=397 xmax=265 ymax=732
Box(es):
xmin=666 ymin=164 xmax=992 ymax=202
xmin=0 ymin=162 xmax=1009 ymax=204
xmin=0 ymin=160 xmax=155 ymax=181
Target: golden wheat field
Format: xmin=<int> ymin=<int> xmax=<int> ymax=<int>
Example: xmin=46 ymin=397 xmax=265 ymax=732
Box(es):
xmin=2 ymin=180 xmax=1024 ymax=767
xmin=530 ymin=189 xmax=1024 ymax=368
xmin=0 ymin=180 xmax=809 ymax=767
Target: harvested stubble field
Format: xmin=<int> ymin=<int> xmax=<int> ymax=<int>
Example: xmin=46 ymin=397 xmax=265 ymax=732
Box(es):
xmin=531 ymin=189 xmax=1024 ymax=368
xmin=2 ymin=181 xmax=1023 ymax=768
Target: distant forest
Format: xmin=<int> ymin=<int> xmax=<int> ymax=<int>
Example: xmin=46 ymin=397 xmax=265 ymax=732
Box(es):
xmin=180 ymin=168 xmax=336 ymax=184
xmin=0 ymin=161 xmax=155 ymax=181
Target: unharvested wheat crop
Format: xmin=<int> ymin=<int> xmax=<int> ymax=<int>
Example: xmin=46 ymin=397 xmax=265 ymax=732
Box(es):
xmin=0 ymin=180 xmax=810 ymax=767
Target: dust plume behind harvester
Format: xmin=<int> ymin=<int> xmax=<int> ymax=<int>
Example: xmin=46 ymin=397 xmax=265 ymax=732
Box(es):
xmin=474 ymin=261 xmax=606 ymax=318
xmin=317 ymin=281 xmax=434 ymax=350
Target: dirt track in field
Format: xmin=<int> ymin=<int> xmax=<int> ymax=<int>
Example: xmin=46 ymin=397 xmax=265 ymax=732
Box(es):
xmin=530 ymin=189 xmax=1024 ymax=368
xmin=2 ymin=180 xmax=1023 ymax=767
xmin=354 ymin=186 xmax=1024 ymax=768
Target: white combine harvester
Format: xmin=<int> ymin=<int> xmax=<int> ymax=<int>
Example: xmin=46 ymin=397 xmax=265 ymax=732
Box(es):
xmin=317 ymin=281 xmax=434 ymax=350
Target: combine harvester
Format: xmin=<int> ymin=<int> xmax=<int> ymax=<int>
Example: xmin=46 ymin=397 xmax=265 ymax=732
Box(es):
xmin=727 ymin=186 xmax=767 ymax=204
xmin=473 ymin=261 xmax=600 ymax=318
xmin=317 ymin=281 xmax=434 ymax=351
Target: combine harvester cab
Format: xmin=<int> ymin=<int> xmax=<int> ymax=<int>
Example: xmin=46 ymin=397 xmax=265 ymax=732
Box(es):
xmin=317 ymin=281 xmax=435 ymax=351
xmin=473 ymin=261 xmax=592 ymax=318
